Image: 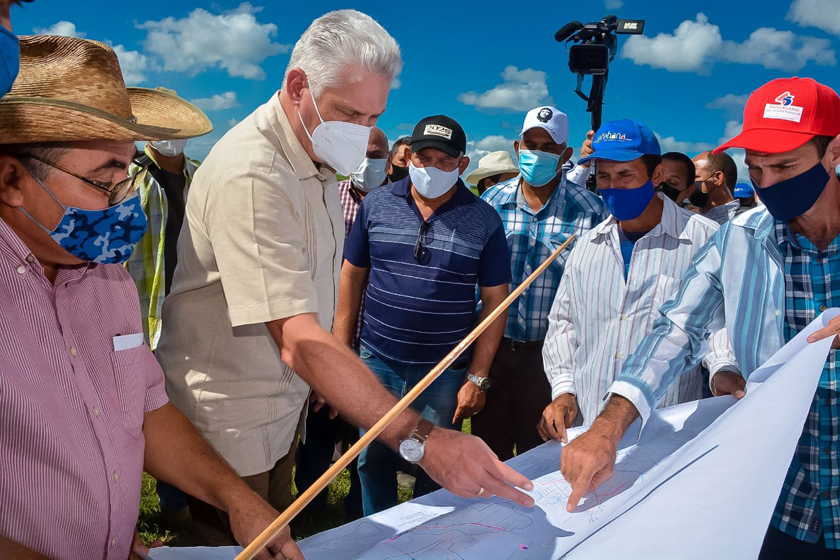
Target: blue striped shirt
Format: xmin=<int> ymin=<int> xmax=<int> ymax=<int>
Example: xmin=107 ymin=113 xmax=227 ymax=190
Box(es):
xmin=611 ymin=207 xmax=840 ymax=548
xmin=481 ymin=175 xmax=608 ymax=342
xmin=345 ymin=178 xmax=511 ymax=365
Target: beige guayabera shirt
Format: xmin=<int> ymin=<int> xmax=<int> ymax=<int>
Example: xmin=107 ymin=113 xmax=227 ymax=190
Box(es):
xmin=157 ymin=92 xmax=343 ymax=476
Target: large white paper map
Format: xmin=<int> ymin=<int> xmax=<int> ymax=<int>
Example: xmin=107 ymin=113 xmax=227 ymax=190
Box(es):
xmin=152 ymin=310 xmax=838 ymax=559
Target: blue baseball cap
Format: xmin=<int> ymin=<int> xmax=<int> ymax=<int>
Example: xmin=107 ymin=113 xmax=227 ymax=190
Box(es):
xmin=579 ymin=119 xmax=661 ymax=165
xmin=734 ymin=182 xmax=755 ymax=198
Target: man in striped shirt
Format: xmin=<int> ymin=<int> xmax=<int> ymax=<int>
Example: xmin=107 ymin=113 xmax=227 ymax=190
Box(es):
xmin=0 ymin=36 xmax=303 ymax=560
xmin=476 ymin=106 xmax=607 ymax=461
xmin=538 ymin=119 xmax=738 ymax=441
xmin=336 ymin=115 xmax=512 ymax=515
xmin=560 ymin=78 xmax=840 ymax=559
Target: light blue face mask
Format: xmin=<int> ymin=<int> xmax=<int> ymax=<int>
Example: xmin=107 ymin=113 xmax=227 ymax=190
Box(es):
xmin=518 ymin=149 xmax=561 ymax=187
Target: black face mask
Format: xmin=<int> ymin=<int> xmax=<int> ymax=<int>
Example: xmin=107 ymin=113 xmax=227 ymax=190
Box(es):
xmin=689 ymin=186 xmax=709 ymax=208
xmin=658 ymin=183 xmax=681 ymax=201
xmin=388 ymin=165 xmax=409 ymax=183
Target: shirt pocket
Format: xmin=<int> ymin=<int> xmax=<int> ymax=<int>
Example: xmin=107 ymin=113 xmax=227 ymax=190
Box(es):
xmin=110 ymin=345 xmax=150 ymax=436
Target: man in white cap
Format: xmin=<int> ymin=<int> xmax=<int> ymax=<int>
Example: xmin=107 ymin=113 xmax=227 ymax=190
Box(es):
xmin=158 ymin=8 xmax=534 ymax=546
xmin=0 ymin=35 xmax=304 ymax=560
xmin=466 ymin=151 xmax=519 ymax=195
xmin=476 ymin=105 xmax=607 ymax=461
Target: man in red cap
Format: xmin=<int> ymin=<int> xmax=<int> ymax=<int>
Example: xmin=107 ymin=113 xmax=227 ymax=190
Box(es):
xmin=558 ymin=76 xmax=840 ymax=558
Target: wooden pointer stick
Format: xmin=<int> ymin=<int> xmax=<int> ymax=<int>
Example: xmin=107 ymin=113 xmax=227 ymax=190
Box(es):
xmin=236 ymin=234 xmax=577 ymax=560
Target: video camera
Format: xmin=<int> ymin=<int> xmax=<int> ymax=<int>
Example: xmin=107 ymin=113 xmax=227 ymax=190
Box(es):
xmin=555 ymin=15 xmax=645 ymax=132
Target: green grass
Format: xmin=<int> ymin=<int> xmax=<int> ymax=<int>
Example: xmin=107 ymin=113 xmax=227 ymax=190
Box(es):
xmin=139 ymin=420 xmax=475 ymax=544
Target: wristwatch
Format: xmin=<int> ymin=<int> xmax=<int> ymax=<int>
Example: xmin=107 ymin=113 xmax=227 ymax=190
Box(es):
xmin=467 ymin=373 xmax=492 ymax=391
xmin=398 ymin=418 xmax=434 ymax=463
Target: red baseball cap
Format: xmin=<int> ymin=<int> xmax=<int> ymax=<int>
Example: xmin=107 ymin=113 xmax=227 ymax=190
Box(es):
xmin=714 ymin=77 xmax=840 ymax=154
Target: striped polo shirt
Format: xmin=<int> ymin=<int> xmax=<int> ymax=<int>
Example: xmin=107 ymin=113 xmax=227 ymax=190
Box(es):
xmin=345 ymin=177 xmax=511 ymax=365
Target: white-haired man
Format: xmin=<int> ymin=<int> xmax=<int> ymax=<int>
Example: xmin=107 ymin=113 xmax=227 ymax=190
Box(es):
xmin=158 ymin=9 xmax=534 ymax=545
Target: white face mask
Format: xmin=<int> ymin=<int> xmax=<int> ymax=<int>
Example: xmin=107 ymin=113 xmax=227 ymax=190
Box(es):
xmin=350 ymin=157 xmax=388 ymax=192
xmin=150 ymin=139 xmax=187 ymax=157
xmin=409 ymin=161 xmax=460 ymax=199
xmin=298 ymin=86 xmax=370 ymax=176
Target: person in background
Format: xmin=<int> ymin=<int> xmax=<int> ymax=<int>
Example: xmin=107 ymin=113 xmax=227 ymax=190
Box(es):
xmin=157 ymin=10 xmax=534 ymax=545
xmin=539 ymin=119 xmax=736 ymax=441
xmin=0 ymin=0 xmax=33 ymax=99
xmin=565 ymin=129 xmax=596 ymax=187
xmin=734 ymin=181 xmax=758 ymax=213
xmin=335 ymin=115 xmax=512 ymax=515
xmin=126 ymin=89 xmax=209 ymax=350
xmin=687 ymin=150 xmax=740 ymax=224
xmin=558 ymin=77 xmax=840 ymax=559
xmin=466 ymin=151 xmax=519 ymax=195
xmin=386 ymin=136 xmax=411 ymax=182
xmin=294 ymin=126 xmax=390 ymax=522
xmin=0 ymin=35 xmax=302 ymax=560
xmin=477 ymin=106 xmax=608 ymax=461
xmin=657 ymin=151 xmax=695 ymax=205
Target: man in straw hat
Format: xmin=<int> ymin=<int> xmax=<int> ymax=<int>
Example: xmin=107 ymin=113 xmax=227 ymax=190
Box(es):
xmin=559 ymin=77 xmax=840 ymax=558
xmin=466 ymin=150 xmax=519 ymax=195
xmin=0 ymin=35 xmax=305 ymax=560
xmin=157 ymin=8 xmax=535 ymax=545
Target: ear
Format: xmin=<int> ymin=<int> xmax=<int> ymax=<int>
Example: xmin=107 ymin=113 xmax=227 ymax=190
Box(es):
xmin=651 ymin=163 xmax=665 ymax=185
xmin=285 ymin=68 xmax=308 ymax=105
xmin=561 ymin=146 xmax=573 ymax=165
xmin=459 ymin=156 xmax=470 ymax=175
xmin=0 ymin=156 xmax=29 ymax=209
xmin=712 ymin=170 xmax=725 ymax=188
xmin=513 ymin=140 xmax=520 ymax=155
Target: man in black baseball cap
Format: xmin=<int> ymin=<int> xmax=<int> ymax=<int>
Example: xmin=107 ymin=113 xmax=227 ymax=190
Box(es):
xmin=336 ymin=114 xmax=513 ymax=514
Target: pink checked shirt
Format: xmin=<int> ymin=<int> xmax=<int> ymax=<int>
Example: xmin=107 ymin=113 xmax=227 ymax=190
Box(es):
xmin=0 ymin=219 xmax=169 ymax=559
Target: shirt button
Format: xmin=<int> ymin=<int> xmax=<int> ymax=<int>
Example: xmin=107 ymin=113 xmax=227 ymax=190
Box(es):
xmin=69 ymin=347 xmax=78 ymax=357
xmin=615 ymin=353 xmax=625 ymax=360
xmin=25 ymin=255 xmax=35 ymax=264
xmin=819 ymin=305 xmax=827 ymax=312
xmin=92 ymin=407 xmax=101 ymax=417
xmin=112 ymin=471 xmax=120 ymax=481
xmin=15 ymin=265 xmax=25 ymax=274
xmin=774 ymin=311 xmax=781 ymax=317
xmin=110 ymin=537 xmax=117 ymax=547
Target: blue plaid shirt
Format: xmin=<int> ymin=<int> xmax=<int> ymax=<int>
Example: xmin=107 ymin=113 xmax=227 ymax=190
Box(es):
xmin=612 ymin=208 xmax=840 ymax=549
xmin=481 ymin=175 xmax=607 ymax=341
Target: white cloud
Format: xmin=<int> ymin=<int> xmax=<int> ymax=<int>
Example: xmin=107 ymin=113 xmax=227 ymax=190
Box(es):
xmin=139 ymin=3 xmax=290 ymax=80
xmin=622 ymin=13 xmax=836 ymax=72
xmin=706 ymin=93 xmax=749 ymax=115
xmin=35 ymin=21 xmax=85 ymax=37
xmin=112 ymin=44 xmax=151 ymax=85
xmin=605 ymin=0 xmax=624 ymax=9
xmin=656 ymin=134 xmax=714 ymax=155
xmin=459 ymin=66 xmax=550 ymax=112
xmin=788 ymin=0 xmax=840 ymax=36
xmin=191 ymin=91 xmax=239 ymax=111
xmin=622 ymin=14 xmax=722 ymax=72
xmin=720 ymin=27 xmax=836 ymax=71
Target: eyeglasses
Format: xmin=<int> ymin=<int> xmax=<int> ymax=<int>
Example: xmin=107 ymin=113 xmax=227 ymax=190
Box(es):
xmin=19 ymin=153 xmax=137 ymax=204
xmin=413 ymin=221 xmax=433 ymax=263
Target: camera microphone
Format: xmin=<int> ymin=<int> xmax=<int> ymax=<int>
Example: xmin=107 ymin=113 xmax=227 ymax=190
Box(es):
xmin=554 ymin=21 xmax=584 ymax=42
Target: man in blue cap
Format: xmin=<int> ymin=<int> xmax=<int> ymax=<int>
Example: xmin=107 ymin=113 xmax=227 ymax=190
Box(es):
xmin=539 ymin=119 xmax=738 ymax=442
xmin=734 ymin=181 xmax=758 ymax=213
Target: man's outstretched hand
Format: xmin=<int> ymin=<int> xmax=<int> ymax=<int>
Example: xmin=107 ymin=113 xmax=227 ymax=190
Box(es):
xmin=420 ymin=428 xmax=535 ymax=506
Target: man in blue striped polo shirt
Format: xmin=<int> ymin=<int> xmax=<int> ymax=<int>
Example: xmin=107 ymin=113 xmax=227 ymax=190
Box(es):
xmin=335 ymin=115 xmax=512 ymax=515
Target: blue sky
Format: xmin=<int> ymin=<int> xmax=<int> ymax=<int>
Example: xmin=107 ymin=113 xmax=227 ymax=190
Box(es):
xmin=12 ymin=0 xmax=840 ymax=180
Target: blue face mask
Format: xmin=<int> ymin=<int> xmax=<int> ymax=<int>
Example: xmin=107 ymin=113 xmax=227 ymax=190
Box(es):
xmin=518 ymin=149 xmax=561 ymax=187
xmin=752 ymin=162 xmax=829 ymax=222
xmin=0 ymin=27 xmax=19 ymax=97
xmin=599 ymin=180 xmax=656 ymax=221
xmin=20 ymin=176 xmax=148 ymax=264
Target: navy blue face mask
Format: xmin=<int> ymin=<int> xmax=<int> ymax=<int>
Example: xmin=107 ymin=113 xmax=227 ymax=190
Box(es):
xmin=0 ymin=27 xmax=19 ymax=97
xmin=752 ymin=162 xmax=830 ymax=222
xmin=600 ymin=180 xmax=656 ymax=221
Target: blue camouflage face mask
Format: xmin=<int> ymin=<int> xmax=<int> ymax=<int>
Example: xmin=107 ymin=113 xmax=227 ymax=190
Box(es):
xmin=518 ymin=149 xmax=561 ymax=187
xmin=20 ymin=176 xmax=147 ymax=264
xmin=0 ymin=27 xmax=19 ymax=97
xmin=599 ymin=180 xmax=656 ymax=221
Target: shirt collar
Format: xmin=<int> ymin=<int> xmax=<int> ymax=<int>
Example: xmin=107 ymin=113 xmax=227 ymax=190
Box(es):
xmin=514 ymin=174 xmax=566 ymax=215
xmin=775 ymin=220 xmax=840 ymax=254
xmin=259 ymin=91 xmax=325 ymax=182
xmin=592 ymin=193 xmax=689 ymax=241
xmin=0 ymin=217 xmax=89 ymax=283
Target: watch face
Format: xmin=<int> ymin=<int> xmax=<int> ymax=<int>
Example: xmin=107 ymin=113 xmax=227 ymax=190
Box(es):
xmin=399 ymin=438 xmax=425 ymax=463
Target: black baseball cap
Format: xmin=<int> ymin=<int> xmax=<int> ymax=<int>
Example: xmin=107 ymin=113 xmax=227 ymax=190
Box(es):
xmin=409 ymin=115 xmax=467 ymax=158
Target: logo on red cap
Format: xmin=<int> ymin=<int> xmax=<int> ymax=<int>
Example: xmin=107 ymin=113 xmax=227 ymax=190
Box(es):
xmin=764 ymin=90 xmax=804 ymax=123
xmin=774 ymin=92 xmax=795 ymax=107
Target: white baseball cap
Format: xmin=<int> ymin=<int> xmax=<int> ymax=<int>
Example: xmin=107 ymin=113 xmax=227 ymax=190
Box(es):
xmin=521 ymin=105 xmax=568 ymax=145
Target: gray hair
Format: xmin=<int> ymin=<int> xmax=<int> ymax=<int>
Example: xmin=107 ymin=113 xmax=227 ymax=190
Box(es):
xmin=284 ymin=10 xmax=402 ymax=96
